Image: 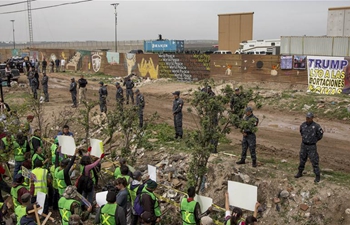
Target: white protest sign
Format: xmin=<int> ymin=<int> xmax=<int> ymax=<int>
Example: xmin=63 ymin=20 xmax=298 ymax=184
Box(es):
xmin=90 ymin=139 xmax=104 ymax=158
xmin=148 ymin=165 xmax=157 ymax=182
xmin=96 ymin=191 xmax=108 ymax=207
xmin=57 ymin=135 xmax=76 ymax=156
xmin=37 ymin=191 xmax=46 ymax=215
xmin=228 ymin=181 xmax=257 ymax=211
xmin=194 ymin=195 xmax=213 ymax=213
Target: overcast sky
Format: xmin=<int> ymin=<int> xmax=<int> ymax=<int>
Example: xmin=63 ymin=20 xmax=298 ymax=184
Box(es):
xmin=0 ymin=0 xmax=349 ymax=42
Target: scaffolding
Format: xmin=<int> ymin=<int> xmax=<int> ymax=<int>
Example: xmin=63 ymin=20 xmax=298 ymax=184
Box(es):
xmin=27 ymin=0 xmax=33 ymax=46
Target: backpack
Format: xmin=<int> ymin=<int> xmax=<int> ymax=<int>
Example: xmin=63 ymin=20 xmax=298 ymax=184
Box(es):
xmin=133 ymin=194 xmax=144 ymax=216
xmin=76 ymin=166 xmax=94 ymax=193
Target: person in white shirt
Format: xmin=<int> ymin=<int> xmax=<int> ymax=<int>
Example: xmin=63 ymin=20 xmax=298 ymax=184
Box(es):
xmin=61 ymin=58 xmax=66 ymax=72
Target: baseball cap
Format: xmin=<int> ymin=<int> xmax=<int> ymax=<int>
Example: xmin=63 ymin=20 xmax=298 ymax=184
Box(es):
xmin=245 ymin=106 xmax=253 ymax=112
xmin=146 ymin=180 xmax=158 ymax=189
xmin=21 ymin=193 xmax=31 ymax=204
xmin=99 ymin=81 xmax=104 ymax=85
xmin=133 ymin=170 xmax=142 ymax=179
xmin=172 ymin=91 xmax=180 ymax=96
xmin=306 ymin=112 xmax=314 ymax=118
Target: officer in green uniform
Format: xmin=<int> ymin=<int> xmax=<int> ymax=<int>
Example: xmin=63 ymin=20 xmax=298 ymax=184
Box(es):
xmin=58 ymin=185 xmax=91 ymax=225
xmin=95 ymin=190 xmax=126 ymax=225
xmin=180 ymin=186 xmax=211 ymax=225
xmin=14 ymin=193 xmax=31 ymax=225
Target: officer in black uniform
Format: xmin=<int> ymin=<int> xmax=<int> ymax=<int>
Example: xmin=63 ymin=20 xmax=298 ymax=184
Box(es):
xmin=69 ymin=78 xmax=77 ymax=108
xmin=41 ymin=73 xmax=49 ymax=102
xmin=295 ymin=112 xmax=323 ymax=183
xmin=115 ymin=82 xmax=124 ymax=109
xmin=135 ymin=89 xmax=145 ymax=128
xmin=98 ymin=81 xmax=108 ymax=113
xmin=124 ymin=77 xmax=134 ymax=105
xmin=172 ymin=91 xmax=184 ymax=139
xmin=237 ymin=107 xmax=259 ymax=167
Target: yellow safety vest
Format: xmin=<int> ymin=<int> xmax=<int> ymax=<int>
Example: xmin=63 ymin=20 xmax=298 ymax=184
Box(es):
xmin=32 ymin=167 xmax=48 ymax=195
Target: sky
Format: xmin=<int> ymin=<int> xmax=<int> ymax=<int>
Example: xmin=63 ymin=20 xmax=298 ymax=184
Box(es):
xmin=0 ymin=0 xmax=349 ymax=43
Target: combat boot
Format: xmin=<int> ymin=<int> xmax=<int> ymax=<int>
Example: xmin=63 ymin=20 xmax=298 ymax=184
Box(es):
xmin=252 ymin=160 xmax=257 ymax=167
xmin=236 ymin=159 xmax=245 ymax=165
xmin=314 ymin=175 xmax=320 ymax=183
xmin=294 ymin=171 xmax=303 ymax=178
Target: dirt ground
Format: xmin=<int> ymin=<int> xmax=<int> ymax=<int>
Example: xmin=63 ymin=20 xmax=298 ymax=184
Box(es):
xmin=5 ymin=72 xmax=350 ymax=224
xmin=10 ymin=72 xmax=350 ymax=173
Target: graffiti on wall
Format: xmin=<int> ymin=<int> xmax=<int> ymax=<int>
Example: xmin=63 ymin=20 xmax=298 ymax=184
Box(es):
xmin=30 ymin=51 xmax=39 ymax=61
xmin=91 ymin=52 xmax=103 ymax=72
xmin=66 ymin=52 xmax=82 ymax=71
xmin=193 ymin=54 xmax=210 ymax=71
xmin=138 ymin=58 xmax=159 ymax=79
xmin=159 ymin=54 xmax=192 ymax=81
xmin=125 ymin=53 xmax=136 ymax=75
xmin=107 ymin=52 xmax=120 ymax=65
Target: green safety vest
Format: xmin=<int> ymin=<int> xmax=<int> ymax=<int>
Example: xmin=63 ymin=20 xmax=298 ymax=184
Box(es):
xmin=180 ymin=198 xmax=197 ymax=225
xmin=58 ymin=197 xmax=80 ymax=225
xmin=129 ymin=185 xmax=139 ymax=206
xmin=11 ymin=185 xmax=27 ymax=208
xmin=50 ymin=165 xmax=58 ymax=189
xmin=1 ymin=137 xmax=13 ymax=160
xmin=226 ymin=217 xmax=245 ymax=225
xmin=15 ymin=205 xmax=27 ymax=225
xmin=79 ymin=165 xmax=96 ymax=184
xmin=114 ymin=167 xmax=121 ymax=178
xmin=30 ymin=136 xmax=43 ymax=156
xmin=142 ymin=187 xmax=161 ymax=217
xmin=32 ymin=167 xmax=48 ymax=195
xmin=100 ymin=203 xmax=118 ymax=225
xmin=32 ymin=153 xmax=45 ymax=169
xmin=13 ymin=140 xmax=27 ymax=162
xmin=55 ymin=167 xmax=67 ymax=195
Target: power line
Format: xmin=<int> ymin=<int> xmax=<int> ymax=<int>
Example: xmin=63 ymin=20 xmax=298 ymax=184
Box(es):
xmin=0 ymin=0 xmax=93 ymax=15
xmin=0 ymin=0 xmax=36 ymax=8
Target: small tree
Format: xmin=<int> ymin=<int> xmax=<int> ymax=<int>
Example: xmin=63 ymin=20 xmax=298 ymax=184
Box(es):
xmin=77 ymin=101 xmax=98 ymax=142
xmin=187 ymin=80 xmax=262 ymax=193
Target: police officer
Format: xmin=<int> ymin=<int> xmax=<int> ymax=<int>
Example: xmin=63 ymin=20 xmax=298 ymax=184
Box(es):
xmin=172 ymin=91 xmax=184 ymax=139
xmin=236 ymin=107 xmax=259 ymax=167
xmin=135 ymin=89 xmax=145 ymax=128
xmin=42 ymin=73 xmax=49 ymax=102
xmin=70 ymin=78 xmax=77 ymax=108
xmin=124 ymin=77 xmax=135 ymax=105
xmin=295 ymin=112 xmax=323 ymax=183
xmin=98 ymin=82 xmax=108 ymax=114
xmin=115 ymin=82 xmax=124 ymax=109
xmin=230 ymin=87 xmax=246 ymax=119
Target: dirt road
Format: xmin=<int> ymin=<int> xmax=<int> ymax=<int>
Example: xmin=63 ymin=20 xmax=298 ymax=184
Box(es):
xmin=12 ymin=72 xmax=350 ymax=172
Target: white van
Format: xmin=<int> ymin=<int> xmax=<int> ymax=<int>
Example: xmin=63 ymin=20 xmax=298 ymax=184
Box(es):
xmin=213 ymin=50 xmax=232 ymax=54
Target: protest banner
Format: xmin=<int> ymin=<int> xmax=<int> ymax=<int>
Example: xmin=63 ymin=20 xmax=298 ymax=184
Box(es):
xmin=57 ymin=136 xmax=76 ymax=155
xmin=194 ymin=195 xmax=213 ymax=213
xmin=148 ymin=165 xmax=157 ymax=182
xmin=228 ymin=181 xmax=257 ymax=211
xmin=308 ymin=56 xmax=350 ymax=95
xmin=90 ymin=139 xmax=104 ymax=158
xmin=21 ymin=166 xmax=37 ymax=181
xmin=96 ymin=191 xmax=108 ymax=207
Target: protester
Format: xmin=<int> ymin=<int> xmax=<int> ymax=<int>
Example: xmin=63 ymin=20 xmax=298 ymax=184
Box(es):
xmin=95 ymin=190 xmax=126 ymax=225
xmin=20 ymin=204 xmax=39 ymax=225
xmin=30 ymin=129 xmax=43 ymax=156
xmin=13 ymin=132 xmax=30 ymax=179
xmin=140 ymin=180 xmax=161 ymax=225
xmin=61 ymin=58 xmax=66 ymax=72
xmin=55 ymin=148 xmax=78 ymax=196
xmin=115 ymin=177 xmax=130 ymax=211
xmin=31 ymin=160 xmax=50 ymax=214
xmin=58 ymin=185 xmax=91 ymax=225
xmin=57 ymin=124 xmax=74 ymax=137
xmin=14 ymin=193 xmax=31 ymax=225
xmin=114 ymin=158 xmax=134 ymax=179
xmin=11 ymin=174 xmax=34 ymax=208
xmin=224 ymin=192 xmax=244 ymax=225
xmin=31 ymin=146 xmax=48 ymax=168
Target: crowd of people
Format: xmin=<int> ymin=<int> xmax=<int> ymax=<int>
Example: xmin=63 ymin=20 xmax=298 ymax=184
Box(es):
xmin=0 ymin=63 xmax=326 ymax=225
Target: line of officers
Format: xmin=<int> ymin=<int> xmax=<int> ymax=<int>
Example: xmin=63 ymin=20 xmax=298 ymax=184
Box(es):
xmin=68 ymin=76 xmax=145 ymax=128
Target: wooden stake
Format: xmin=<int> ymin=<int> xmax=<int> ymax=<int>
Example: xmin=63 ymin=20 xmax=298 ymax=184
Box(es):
xmin=41 ymin=212 xmax=52 ymax=225
xmin=33 ymin=204 xmax=41 ymax=225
